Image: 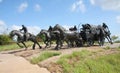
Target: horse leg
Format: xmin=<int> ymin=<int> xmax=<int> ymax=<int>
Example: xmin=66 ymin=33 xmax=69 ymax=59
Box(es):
xmin=45 ymin=41 xmax=49 ymax=48
xmin=106 ymin=36 xmax=110 ymax=43
xmin=47 ymin=40 xmax=51 ymax=48
xmin=99 ymin=37 xmax=105 ymax=46
xmin=44 ymin=39 xmax=49 ymax=48
xmin=101 ymin=38 xmax=104 ymax=46
xmin=55 ymin=39 xmax=60 ymax=50
xmin=107 ymin=36 xmax=113 ymax=44
xmin=17 ymin=42 xmax=23 ymax=48
xmin=32 ymin=43 xmax=35 ymax=50
xmin=22 ymin=42 xmax=27 ymax=50
xmin=87 ymin=39 xmax=91 ymax=47
xmin=60 ymin=40 xmax=63 ymax=48
xmin=66 ymin=40 xmax=70 ymax=48
xmin=55 ymin=41 xmax=58 ymax=50
xmin=43 ymin=40 xmax=47 ymax=48
xmin=36 ymin=42 xmax=42 ymax=49
xmin=49 ymin=40 xmax=52 ymax=47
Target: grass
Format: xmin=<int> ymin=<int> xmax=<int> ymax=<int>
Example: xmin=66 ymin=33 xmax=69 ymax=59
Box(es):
xmin=103 ymin=46 xmax=111 ymax=50
xmin=30 ymin=51 xmax=61 ymax=64
xmin=0 ymin=42 xmax=34 ymax=52
xmin=57 ymin=49 xmax=120 ymax=73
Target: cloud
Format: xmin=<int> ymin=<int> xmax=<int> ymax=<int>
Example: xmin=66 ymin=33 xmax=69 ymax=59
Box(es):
xmin=71 ymin=0 xmax=86 ymax=13
xmin=90 ymin=0 xmax=120 ymax=11
xmin=90 ymin=0 xmax=96 ymax=5
xmin=116 ymin=16 xmax=120 ymax=24
xmin=63 ymin=25 xmax=73 ymax=30
xmin=34 ymin=4 xmax=41 ymax=11
xmin=12 ymin=25 xmax=21 ymax=30
xmin=27 ymin=26 xmax=41 ymax=35
xmin=0 ymin=20 xmax=7 ymax=34
xmin=11 ymin=25 xmax=41 ymax=35
xmin=18 ymin=2 xmax=28 ymax=13
xmin=0 ymin=20 xmax=5 ymax=26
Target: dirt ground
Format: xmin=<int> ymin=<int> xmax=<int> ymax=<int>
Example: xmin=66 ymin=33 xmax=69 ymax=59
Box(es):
xmin=0 ymin=43 xmax=120 ymax=73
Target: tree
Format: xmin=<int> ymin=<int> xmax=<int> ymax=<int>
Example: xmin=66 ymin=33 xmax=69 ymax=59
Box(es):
xmin=111 ymin=35 xmax=119 ymax=42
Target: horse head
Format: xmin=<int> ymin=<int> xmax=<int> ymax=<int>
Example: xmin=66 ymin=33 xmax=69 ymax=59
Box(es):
xmin=69 ymin=25 xmax=77 ymax=31
xmin=10 ymin=30 xmax=18 ymax=38
xmin=40 ymin=29 xmax=47 ymax=34
xmin=10 ymin=30 xmax=23 ymax=42
xmin=53 ymin=24 xmax=66 ymax=33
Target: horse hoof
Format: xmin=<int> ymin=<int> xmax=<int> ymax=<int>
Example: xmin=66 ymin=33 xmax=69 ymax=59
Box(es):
xmin=40 ymin=46 xmax=42 ymax=49
xmin=32 ymin=48 xmax=35 ymax=50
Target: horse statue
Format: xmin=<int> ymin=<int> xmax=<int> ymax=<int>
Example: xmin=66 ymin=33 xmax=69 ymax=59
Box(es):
xmin=69 ymin=25 xmax=77 ymax=31
xmin=102 ymin=23 xmax=113 ymax=44
xmin=80 ymin=24 xmax=104 ymax=46
xmin=38 ymin=27 xmax=61 ymax=49
xmin=80 ymin=23 xmax=112 ymax=46
xmin=10 ymin=30 xmax=42 ymax=50
xmin=53 ymin=24 xmax=83 ymax=49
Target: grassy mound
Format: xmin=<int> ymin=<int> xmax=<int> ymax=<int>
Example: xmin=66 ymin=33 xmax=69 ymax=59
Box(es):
xmin=57 ymin=49 xmax=120 ymax=73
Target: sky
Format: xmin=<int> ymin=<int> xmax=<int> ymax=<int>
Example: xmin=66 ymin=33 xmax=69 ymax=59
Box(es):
xmin=0 ymin=0 xmax=120 ymax=38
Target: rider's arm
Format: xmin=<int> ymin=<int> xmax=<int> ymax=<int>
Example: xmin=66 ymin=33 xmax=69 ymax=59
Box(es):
xmin=19 ymin=28 xmax=23 ymax=31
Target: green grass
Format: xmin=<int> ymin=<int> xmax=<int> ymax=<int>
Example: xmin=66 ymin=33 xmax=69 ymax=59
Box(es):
xmin=0 ymin=42 xmax=34 ymax=52
xmin=57 ymin=50 xmax=120 ymax=73
xmin=103 ymin=46 xmax=111 ymax=50
xmin=30 ymin=51 xmax=61 ymax=64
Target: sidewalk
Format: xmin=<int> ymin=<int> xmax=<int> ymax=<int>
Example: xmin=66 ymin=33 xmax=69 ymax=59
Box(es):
xmin=0 ymin=53 xmax=50 ymax=73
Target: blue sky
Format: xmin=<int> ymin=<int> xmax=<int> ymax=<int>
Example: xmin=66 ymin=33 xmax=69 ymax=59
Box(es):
xmin=0 ymin=0 xmax=120 ymax=38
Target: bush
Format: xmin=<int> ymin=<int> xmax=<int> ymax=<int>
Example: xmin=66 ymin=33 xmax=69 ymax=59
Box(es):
xmin=37 ymin=33 xmax=46 ymax=42
xmin=0 ymin=35 xmax=12 ymax=45
xmin=114 ymin=40 xmax=120 ymax=43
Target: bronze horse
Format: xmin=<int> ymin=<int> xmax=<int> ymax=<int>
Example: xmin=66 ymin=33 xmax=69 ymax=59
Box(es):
xmin=38 ymin=28 xmax=61 ymax=49
xmin=10 ymin=30 xmax=42 ymax=50
xmin=53 ymin=24 xmax=83 ymax=49
xmin=80 ymin=23 xmax=112 ymax=46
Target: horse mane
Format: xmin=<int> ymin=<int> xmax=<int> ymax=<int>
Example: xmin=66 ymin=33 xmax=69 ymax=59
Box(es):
xmin=54 ymin=24 xmax=66 ymax=32
xmin=11 ymin=30 xmax=24 ymax=37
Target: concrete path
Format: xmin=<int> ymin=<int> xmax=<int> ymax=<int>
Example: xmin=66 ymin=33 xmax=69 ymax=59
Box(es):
xmin=0 ymin=53 xmax=50 ymax=73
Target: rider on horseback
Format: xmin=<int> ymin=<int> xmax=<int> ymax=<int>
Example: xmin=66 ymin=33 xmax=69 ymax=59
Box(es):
xmin=20 ymin=25 xmax=28 ymax=41
xmin=102 ymin=23 xmax=109 ymax=33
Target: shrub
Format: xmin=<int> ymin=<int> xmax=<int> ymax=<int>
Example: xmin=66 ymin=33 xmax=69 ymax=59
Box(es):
xmin=0 ymin=35 xmax=12 ymax=45
xmin=114 ymin=40 xmax=120 ymax=43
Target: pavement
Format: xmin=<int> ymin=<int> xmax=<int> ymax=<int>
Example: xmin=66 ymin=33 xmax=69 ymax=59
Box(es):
xmin=0 ymin=53 xmax=50 ymax=73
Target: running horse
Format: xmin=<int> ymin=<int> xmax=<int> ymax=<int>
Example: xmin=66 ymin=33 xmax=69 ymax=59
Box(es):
xmin=102 ymin=23 xmax=113 ymax=44
xmin=38 ymin=27 xmax=61 ymax=49
xmin=53 ymin=24 xmax=83 ymax=49
xmin=80 ymin=23 xmax=113 ymax=46
xmin=10 ymin=30 xmax=42 ymax=50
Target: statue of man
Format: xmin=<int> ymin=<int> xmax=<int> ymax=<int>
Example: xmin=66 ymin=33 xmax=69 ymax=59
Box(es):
xmin=20 ymin=25 xmax=28 ymax=41
xmin=48 ymin=26 xmax=53 ymax=31
xmin=102 ymin=23 xmax=109 ymax=32
xmin=102 ymin=23 xmax=108 ymax=29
